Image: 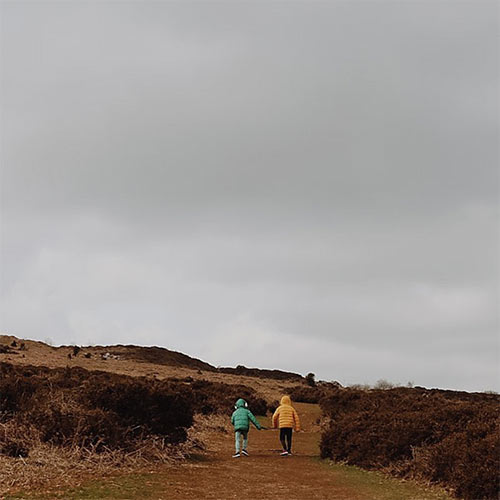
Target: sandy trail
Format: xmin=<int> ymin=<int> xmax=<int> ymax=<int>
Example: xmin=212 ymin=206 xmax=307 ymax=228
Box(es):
xmin=146 ymin=403 xmax=361 ymax=500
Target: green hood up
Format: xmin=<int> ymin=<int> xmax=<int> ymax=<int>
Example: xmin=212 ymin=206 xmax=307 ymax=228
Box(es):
xmin=231 ymin=398 xmax=261 ymax=432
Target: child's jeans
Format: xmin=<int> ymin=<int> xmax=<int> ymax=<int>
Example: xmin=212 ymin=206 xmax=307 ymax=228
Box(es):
xmin=235 ymin=430 xmax=248 ymax=452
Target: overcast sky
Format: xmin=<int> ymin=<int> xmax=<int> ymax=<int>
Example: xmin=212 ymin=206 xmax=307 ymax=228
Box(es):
xmin=1 ymin=1 xmax=498 ymax=391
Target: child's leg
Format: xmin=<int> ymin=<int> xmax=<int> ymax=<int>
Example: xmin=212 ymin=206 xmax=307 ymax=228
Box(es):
xmin=235 ymin=431 xmax=241 ymax=453
xmin=279 ymin=428 xmax=287 ymax=451
xmin=242 ymin=431 xmax=248 ymax=450
xmin=286 ymin=428 xmax=293 ymax=452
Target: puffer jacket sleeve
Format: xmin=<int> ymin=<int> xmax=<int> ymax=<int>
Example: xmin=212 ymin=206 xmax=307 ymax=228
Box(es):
xmin=292 ymin=407 xmax=301 ymax=431
xmin=247 ymin=410 xmax=261 ymax=430
xmin=272 ymin=407 xmax=280 ymax=428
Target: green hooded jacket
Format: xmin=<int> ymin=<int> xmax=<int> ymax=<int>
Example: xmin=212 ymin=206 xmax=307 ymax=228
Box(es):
xmin=231 ymin=398 xmax=262 ymax=432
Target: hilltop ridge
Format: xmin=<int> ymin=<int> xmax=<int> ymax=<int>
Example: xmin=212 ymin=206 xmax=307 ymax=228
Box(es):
xmin=0 ymin=334 xmax=304 ymax=382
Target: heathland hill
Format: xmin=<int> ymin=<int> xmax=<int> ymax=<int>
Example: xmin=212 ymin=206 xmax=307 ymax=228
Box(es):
xmin=0 ymin=334 xmax=498 ymax=500
xmin=0 ymin=334 xmax=303 ymax=384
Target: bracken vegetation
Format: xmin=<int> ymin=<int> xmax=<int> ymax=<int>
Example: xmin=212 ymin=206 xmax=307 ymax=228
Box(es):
xmin=289 ymin=381 xmax=342 ymax=404
xmin=217 ymin=364 xmax=303 ymax=381
xmin=0 ymin=363 xmax=194 ymax=455
xmin=320 ymin=387 xmax=500 ymax=500
xmin=0 ymin=362 xmax=269 ymax=460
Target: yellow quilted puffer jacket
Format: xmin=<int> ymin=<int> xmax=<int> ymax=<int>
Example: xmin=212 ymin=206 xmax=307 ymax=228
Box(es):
xmin=272 ymin=395 xmax=300 ymax=431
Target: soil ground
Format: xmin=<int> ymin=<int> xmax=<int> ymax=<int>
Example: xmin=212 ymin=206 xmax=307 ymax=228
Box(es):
xmin=7 ymin=403 xmax=452 ymax=500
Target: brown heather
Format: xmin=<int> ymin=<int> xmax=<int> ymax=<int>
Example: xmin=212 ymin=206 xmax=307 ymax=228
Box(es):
xmin=320 ymin=387 xmax=500 ymax=500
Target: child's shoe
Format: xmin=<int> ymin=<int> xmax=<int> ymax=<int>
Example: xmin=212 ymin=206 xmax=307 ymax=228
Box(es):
xmin=241 ymin=449 xmax=249 ymax=456
xmin=232 ymin=452 xmax=241 ymax=458
xmin=280 ymin=450 xmax=288 ymax=456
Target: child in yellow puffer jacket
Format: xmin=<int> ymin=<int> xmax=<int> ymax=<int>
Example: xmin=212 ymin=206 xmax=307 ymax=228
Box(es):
xmin=272 ymin=395 xmax=300 ymax=456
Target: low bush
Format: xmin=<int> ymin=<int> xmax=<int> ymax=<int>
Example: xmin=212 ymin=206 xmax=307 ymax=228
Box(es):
xmin=217 ymin=365 xmax=303 ymax=381
xmin=0 ymin=421 xmax=31 ymax=458
xmin=188 ymin=379 xmax=268 ymax=416
xmin=289 ymin=385 xmax=324 ymax=404
xmin=0 ymin=362 xmax=272 ymax=459
xmin=320 ymin=387 xmax=499 ymax=499
xmin=0 ymin=363 xmax=194 ymax=455
xmin=82 ymin=376 xmax=193 ymax=443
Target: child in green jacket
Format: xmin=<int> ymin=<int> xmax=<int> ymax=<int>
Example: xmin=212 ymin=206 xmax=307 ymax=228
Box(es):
xmin=231 ymin=398 xmax=261 ymax=457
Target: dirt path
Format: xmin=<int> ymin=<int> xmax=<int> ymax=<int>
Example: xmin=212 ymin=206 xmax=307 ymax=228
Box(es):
xmin=17 ymin=403 xmax=450 ymax=500
xmin=158 ymin=403 xmax=361 ymax=500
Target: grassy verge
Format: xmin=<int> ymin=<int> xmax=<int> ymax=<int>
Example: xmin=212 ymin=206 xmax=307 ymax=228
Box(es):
xmin=319 ymin=460 xmax=453 ymax=500
xmin=8 ymin=461 xmax=454 ymax=500
xmin=5 ymin=472 xmax=162 ymax=500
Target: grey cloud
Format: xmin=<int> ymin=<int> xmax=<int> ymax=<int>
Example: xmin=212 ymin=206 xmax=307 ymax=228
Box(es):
xmin=1 ymin=1 xmax=498 ymax=391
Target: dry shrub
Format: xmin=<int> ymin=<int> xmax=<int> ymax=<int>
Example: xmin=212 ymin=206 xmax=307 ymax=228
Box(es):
xmin=28 ymin=402 xmax=123 ymax=450
xmin=268 ymin=399 xmax=280 ymax=412
xmin=0 ymin=367 xmax=41 ymax=413
xmin=408 ymin=424 xmax=499 ymax=500
xmin=0 ymin=435 xmax=198 ymax=497
xmin=186 ymin=413 xmax=231 ymax=452
xmin=0 ymin=362 xmax=271 ymax=457
xmin=0 ymin=361 xmax=273 ymax=496
xmin=0 ymin=421 xmax=32 ymax=458
xmin=289 ymin=385 xmax=324 ymax=404
xmin=188 ymin=379 xmax=268 ymax=416
xmin=287 ymin=380 xmax=343 ymax=404
xmin=81 ymin=375 xmax=193 ymax=444
xmin=217 ymin=365 xmax=303 ymax=381
xmin=320 ymin=387 xmax=499 ymax=500
xmin=0 ymin=362 xmax=193 ymax=456
xmin=0 ymin=414 xmax=231 ymax=497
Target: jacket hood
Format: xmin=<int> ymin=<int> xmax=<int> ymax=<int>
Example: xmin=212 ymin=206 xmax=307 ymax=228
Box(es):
xmin=280 ymin=395 xmax=292 ymax=406
xmin=235 ymin=398 xmax=247 ymax=408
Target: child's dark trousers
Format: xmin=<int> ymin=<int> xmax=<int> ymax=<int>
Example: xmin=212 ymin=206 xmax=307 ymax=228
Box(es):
xmin=280 ymin=427 xmax=293 ymax=452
